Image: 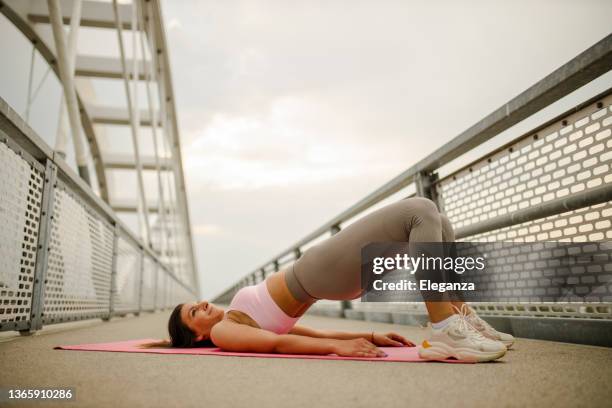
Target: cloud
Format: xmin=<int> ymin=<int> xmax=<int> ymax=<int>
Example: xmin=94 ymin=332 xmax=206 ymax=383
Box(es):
xmin=160 ymin=0 xmax=612 ymax=298
xmin=182 ymin=95 xmax=415 ymax=192
xmin=167 ymin=17 xmax=182 ymax=31
xmin=192 ymin=223 xmax=222 ymax=236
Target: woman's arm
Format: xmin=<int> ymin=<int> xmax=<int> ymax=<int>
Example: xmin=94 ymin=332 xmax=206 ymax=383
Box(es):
xmin=210 ymin=320 xmax=386 ymax=357
xmin=289 ymin=325 xmax=415 ymax=347
xmin=289 ymin=325 xmax=370 ymax=340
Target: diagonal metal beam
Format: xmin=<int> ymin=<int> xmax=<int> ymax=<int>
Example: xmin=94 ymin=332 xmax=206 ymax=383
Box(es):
xmin=147 ymin=0 xmax=200 ymax=295
xmin=1 ymin=0 xmax=110 ymax=202
xmin=111 ymin=0 xmax=151 ymax=246
xmin=47 ymin=0 xmax=90 ymax=184
xmin=24 ymin=0 xmax=133 ymax=29
xmin=104 ymin=153 xmax=173 ymax=171
xmin=75 ymin=55 xmax=151 ymax=80
xmin=111 ymin=200 xmax=172 ymax=214
xmin=88 ymin=105 xmax=160 ymax=126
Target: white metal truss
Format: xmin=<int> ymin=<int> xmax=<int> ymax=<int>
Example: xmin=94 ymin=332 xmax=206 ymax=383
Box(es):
xmin=1 ymin=0 xmax=198 ymax=294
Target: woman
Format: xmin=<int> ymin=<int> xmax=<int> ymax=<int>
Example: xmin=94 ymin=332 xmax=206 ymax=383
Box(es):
xmin=148 ymin=197 xmax=514 ymax=362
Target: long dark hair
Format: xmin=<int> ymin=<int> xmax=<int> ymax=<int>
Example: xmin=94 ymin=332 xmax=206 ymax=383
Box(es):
xmin=139 ymin=303 xmax=215 ymax=348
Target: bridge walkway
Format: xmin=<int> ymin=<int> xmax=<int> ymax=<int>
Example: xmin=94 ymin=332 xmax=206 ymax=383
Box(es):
xmin=1 ymin=311 xmax=610 ymax=407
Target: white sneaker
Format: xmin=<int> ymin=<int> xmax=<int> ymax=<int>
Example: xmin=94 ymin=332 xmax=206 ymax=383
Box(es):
xmin=464 ymin=307 xmax=515 ymax=349
xmin=418 ymin=308 xmax=506 ymax=363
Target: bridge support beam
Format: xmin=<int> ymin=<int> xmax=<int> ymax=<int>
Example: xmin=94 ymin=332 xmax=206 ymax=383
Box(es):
xmin=22 ymin=160 xmax=57 ymax=335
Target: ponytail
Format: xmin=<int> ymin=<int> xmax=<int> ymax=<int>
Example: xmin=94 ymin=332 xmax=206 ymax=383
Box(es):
xmin=138 ymin=339 xmax=172 ymax=349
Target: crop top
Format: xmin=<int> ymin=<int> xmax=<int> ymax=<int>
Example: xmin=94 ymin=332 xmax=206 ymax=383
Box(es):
xmin=227 ymin=279 xmax=300 ymax=334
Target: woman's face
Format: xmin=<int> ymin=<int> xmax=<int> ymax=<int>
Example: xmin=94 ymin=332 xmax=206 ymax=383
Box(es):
xmin=180 ymin=301 xmax=225 ymax=342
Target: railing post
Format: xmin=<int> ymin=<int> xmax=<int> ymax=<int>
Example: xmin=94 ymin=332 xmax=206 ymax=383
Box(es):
xmin=152 ymin=259 xmax=158 ymax=312
xmin=103 ymin=224 xmax=120 ymax=321
xmin=414 ymin=171 xmax=440 ymax=209
xmin=330 ymin=225 xmax=351 ymax=317
xmin=162 ymin=270 xmax=168 ymax=309
xmin=137 ymin=250 xmax=144 ymax=316
xmin=22 ymin=160 xmax=57 ymax=335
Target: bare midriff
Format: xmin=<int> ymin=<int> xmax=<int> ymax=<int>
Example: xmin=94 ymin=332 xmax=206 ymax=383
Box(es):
xmin=222 ymin=267 xmax=316 ymax=329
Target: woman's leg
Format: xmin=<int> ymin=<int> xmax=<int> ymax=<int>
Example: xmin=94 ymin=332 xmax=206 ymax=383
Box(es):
xmin=286 ymin=197 xmax=457 ymax=313
xmin=284 ymin=197 xmax=507 ymax=361
xmin=438 ymin=213 xmax=516 ymax=348
xmin=418 ymin=211 xmax=459 ymax=322
xmin=439 ymin=213 xmax=468 ymax=312
xmin=287 ymin=198 xmax=446 ymax=301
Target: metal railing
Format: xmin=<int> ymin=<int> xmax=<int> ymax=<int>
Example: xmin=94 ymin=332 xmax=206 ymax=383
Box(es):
xmin=0 ymin=96 xmax=196 ymax=333
xmin=213 ymin=34 xmax=612 ymax=339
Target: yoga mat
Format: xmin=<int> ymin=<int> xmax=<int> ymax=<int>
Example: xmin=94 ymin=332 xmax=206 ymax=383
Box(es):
xmin=55 ymin=339 xmax=468 ymax=363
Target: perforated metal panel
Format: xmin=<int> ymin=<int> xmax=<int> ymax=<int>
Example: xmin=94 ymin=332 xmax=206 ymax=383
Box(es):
xmin=169 ymin=216 xmax=189 ymax=286
xmin=339 ymin=206 xmax=612 ymax=318
xmin=177 ymin=283 xmax=188 ymax=306
xmin=155 ymin=262 xmax=166 ymax=308
xmin=165 ymin=276 xmax=174 ymax=308
xmin=176 ymin=283 xmax=192 ymax=306
xmin=112 ymin=235 xmax=141 ymax=313
xmin=43 ymin=180 xmax=114 ymax=323
xmin=161 ymin=279 xmax=193 ymax=307
xmin=460 ymin=203 xmax=612 ymax=318
xmin=469 ymin=301 xmax=612 ymax=319
xmin=432 ymin=95 xmax=612 ymax=319
xmin=468 ymin=202 xmax=612 ymax=243
xmin=437 ymin=96 xmax=612 ymax=229
xmin=0 ymin=139 xmax=44 ymax=325
xmin=140 ymin=256 xmax=156 ymax=311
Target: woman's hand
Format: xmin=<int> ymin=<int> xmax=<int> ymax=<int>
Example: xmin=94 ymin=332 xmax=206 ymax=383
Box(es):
xmin=332 ymin=338 xmax=387 ymax=358
xmin=372 ymin=332 xmax=415 ymax=347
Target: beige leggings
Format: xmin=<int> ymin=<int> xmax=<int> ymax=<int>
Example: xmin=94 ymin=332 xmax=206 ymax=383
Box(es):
xmin=284 ymin=197 xmax=456 ymax=302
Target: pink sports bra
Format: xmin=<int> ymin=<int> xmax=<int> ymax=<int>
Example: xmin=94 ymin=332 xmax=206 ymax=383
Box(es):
xmin=227 ymin=279 xmax=300 ymax=334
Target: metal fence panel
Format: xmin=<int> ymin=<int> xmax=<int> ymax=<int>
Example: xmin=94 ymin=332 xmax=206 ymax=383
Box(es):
xmin=165 ymin=275 xmax=173 ymax=309
xmin=42 ymin=179 xmax=114 ymax=324
xmin=430 ymin=95 xmax=612 ymax=319
xmin=0 ymin=136 xmax=44 ymax=329
xmin=140 ymin=255 xmax=156 ymax=311
xmin=0 ymin=90 xmax=196 ymax=333
xmin=314 ymin=97 xmax=612 ymax=321
xmin=437 ymin=95 xmax=611 ymax=229
xmin=468 ymin=202 xmax=612 ymax=243
xmin=112 ymin=235 xmax=141 ymax=313
xmin=156 ymin=262 xmax=166 ymax=309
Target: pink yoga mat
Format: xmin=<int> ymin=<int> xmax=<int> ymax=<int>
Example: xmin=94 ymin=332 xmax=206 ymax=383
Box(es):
xmin=55 ymin=339 xmax=467 ymax=363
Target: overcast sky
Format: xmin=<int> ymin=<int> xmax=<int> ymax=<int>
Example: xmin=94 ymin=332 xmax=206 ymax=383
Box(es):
xmin=0 ymin=1 xmax=610 ymax=301
xmin=157 ymin=0 xmax=611 ymax=299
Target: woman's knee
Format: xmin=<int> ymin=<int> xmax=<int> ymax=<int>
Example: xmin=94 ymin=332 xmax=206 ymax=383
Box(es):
xmin=439 ymin=213 xmax=456 ymax=241
xmin=407 ymin=197 xmax=440 ymax=222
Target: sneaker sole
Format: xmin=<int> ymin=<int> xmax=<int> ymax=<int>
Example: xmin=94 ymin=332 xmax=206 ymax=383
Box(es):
xmin=481 ymin=332 xmax=515 ymax=349
xmin=418 ymin=342 xmax=506 ymax=363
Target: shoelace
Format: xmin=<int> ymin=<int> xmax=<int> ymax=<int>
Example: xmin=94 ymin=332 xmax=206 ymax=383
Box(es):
xmin=468 ymin=311 xmax=495 ymax=332
xmin=451 ymin=304 xmax=487 ymax=340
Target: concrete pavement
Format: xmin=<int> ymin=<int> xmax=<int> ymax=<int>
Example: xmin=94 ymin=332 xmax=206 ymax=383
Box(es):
xmin=1 ymin=310 xmax=611 ymax=407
